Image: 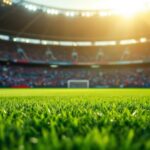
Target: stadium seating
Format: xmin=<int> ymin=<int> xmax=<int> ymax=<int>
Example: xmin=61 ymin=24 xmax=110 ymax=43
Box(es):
xmin=0 ymin=41 xmax=150 ymax=63
xmin=1 ymin=40 xmax=150 ymax=88
xmin=0 ymin=64 xmax=150 ymax=88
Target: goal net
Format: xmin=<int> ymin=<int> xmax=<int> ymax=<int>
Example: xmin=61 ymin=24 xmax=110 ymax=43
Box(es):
xmin=67 ymin=80 xmax=90 ymax=88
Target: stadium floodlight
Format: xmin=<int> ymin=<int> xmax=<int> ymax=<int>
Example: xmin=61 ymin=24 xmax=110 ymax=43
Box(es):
xmin=25 ymin=4 xmax=37 ymax=11
xmin=99 ymin=11 xmax=109 ymax=17
xmin=140 ymin=38 xmax=147 ymax=43
xmin=52 ymin=41 xmax=59 ymax=45
xmin=81 ymin=12 xmax=93 ymax=17
xmin=52 ymin=9 xmax=59 ymax=15
xmin=68 ymin=80 xmax=90 ymax=88
xmin=94 ymin=41 xmax=117 ymax=46
xmin=50 ymin=65 xmax=58 ymax=68
xmin=119 ymin=39 xmax=138 ymax=45
xmin=0 ymin=34 xmax=9 ymax=41
xmin=76 ymin=42 xmax=92 ymax=46
xmin=46 ymin=9 xmax=52 ymax=14
xmin=65 ymin=11 xmax=76 ymax=17
xmin=1 ymin=33 xmax=148 ymax=46
xmin=25 ymin=39 xmax=29 ymax=43
xmin=91 ymin=65 xmax=100 ymax=69
xmin=72 ymin=42 xmax=77 ymax=47
xmin=41 ymin=40 xmax=48 ymax=45
xmin=46 ymin=9 xmax=59 ymax=15
xmin=2 ymin=0 xmax=12 ymax=5
xmin=60 ymin=41 xmax=75 ymax=46
xmin=99 ymin=11 xmax=112 ymax=17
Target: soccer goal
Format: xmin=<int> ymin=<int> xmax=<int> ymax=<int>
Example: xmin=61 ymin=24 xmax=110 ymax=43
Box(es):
xmin=67 ymin=80 xmax=90 ymax=88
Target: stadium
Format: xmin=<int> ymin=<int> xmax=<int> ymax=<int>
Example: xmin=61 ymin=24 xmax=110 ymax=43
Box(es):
xmin=0 ymin=0 xmax=150 ymax=150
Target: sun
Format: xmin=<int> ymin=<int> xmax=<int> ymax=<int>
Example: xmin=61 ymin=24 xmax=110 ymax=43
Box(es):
xmin=114 ymin=0 xmax=145 ymax=17
xmin=100 ymin=0 xmax=150 ymax=17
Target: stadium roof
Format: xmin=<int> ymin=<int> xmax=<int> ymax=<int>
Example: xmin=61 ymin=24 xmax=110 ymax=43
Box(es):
xmin=1 ymin=1 xmax=150 ymax=41
xmin=22 ymin=0 xmax=150 ymax=12
xmin=23 ymin=0 xmax=102 ymax=10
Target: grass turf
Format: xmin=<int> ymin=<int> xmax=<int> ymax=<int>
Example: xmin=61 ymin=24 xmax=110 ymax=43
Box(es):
xmin=0 ymin=89 xmax=150 ymax=150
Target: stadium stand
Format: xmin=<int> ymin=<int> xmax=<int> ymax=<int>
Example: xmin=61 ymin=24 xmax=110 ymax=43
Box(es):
xmin=1 ymin=41 xmax=150 ymax=63
xmin=0 ymin=63 xmax=150 ymax=88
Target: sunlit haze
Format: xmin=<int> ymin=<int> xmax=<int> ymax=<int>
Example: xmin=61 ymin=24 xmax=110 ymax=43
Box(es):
xmin=25 ymin=0 xmax=150 ymax=11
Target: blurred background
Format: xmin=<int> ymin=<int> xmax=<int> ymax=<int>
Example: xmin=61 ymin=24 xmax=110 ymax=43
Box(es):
xmin=0 ymin=0 xmax=150 ymax=88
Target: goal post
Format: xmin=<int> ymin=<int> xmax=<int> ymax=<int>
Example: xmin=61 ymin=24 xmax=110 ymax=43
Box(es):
xmin=67 ymin=80 xmax=90 ymax=88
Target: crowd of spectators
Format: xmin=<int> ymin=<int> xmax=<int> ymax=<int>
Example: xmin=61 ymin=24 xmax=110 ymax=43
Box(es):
xmin=1 ymin=41 xmax=150 ymax=88
xmin=0 ymin=64 xmax=150 ymax=88
xmin=1 ymin=41 xmax=150 ymax=63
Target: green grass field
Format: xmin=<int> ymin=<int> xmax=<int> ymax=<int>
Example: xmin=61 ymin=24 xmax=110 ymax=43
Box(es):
xmin=0 ymin=89 xmax=150 ymax=150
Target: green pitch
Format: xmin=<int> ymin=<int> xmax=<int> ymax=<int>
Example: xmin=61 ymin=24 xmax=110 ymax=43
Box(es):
xmin=0 ymin=89 xmax=150 ymax=150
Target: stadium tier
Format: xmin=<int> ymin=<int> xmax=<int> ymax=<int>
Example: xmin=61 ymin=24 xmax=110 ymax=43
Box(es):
xmin=0 ymin=63 xmax=150 ymax=88
xmin=1 ymin=41 xmax=150 ymax=63
xmin=0 ymin=39 xmax=150 ymax=88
